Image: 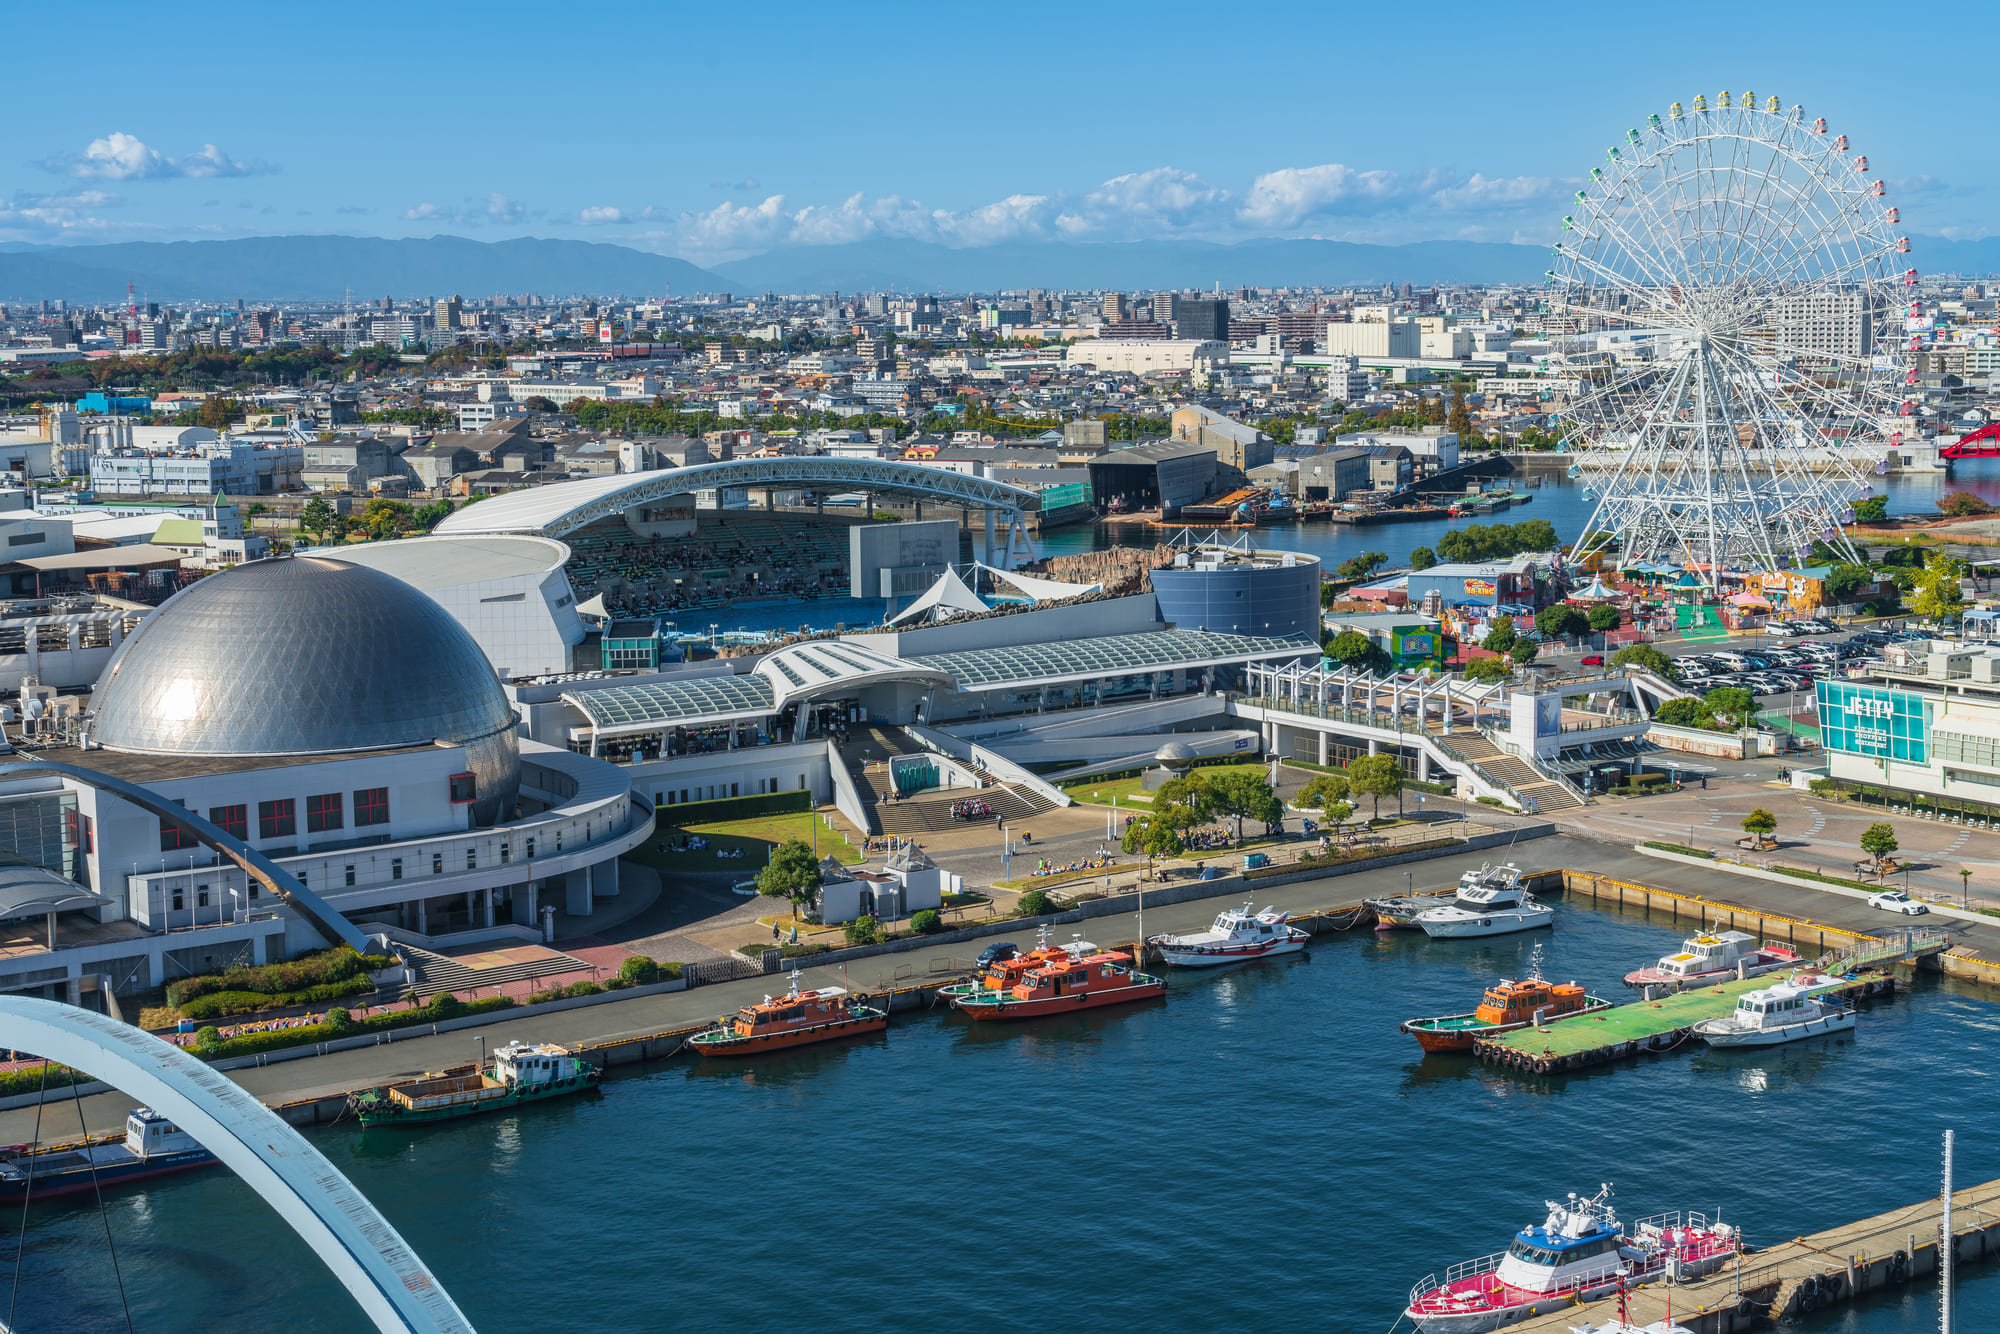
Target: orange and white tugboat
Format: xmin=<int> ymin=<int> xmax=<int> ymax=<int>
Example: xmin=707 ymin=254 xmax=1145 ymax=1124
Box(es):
xmin=1401 ymin=946 xmax=1615 ymax=1053
xmin=941 ymin=933 xmax=1164 ymax=1021
xmin=687 ymin=969 xmax=888 ymax=1056
xmin=1623 ymin=928 xmax=1800 ymax=993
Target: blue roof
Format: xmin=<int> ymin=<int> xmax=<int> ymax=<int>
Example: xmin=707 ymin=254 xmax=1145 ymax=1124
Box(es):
xmin=1515 ymin=1225 xmax=1612 ymax=1250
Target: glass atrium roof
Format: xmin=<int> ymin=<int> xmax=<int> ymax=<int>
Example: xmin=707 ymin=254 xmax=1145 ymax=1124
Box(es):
xmin=913 ymin=630 xmax=1317 ymax=691
xmin=562 ymin=674 xmax=776 ymax=735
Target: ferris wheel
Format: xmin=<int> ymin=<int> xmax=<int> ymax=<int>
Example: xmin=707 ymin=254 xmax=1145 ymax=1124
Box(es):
xmin=1551 ymin=93 xmax=1912 ymax=583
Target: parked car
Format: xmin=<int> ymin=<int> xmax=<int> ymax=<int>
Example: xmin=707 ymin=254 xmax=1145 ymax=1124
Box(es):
xmin=1581 ymin=654 xmax=1604 ymax=666
xmin=1867 ymin=890 xmax=1929 ymax=916
xmin=976 ymin=941 xmax=1020 ymax=967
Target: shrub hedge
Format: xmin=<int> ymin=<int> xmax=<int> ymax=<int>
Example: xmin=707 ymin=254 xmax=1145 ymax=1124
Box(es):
xmin=178 ymin=974 xmax=374 ymax=1021
xmin=197 ymin=994 xmax=515 ymax=1060
xmin=0 ymin=1064 xmax=87 ymax=1099
xmin=166 ymin=946 xmax=392 ymax=1009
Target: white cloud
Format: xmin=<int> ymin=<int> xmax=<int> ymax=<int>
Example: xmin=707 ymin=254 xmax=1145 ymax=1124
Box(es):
xmin=1071 ymin=168 xmax=1231 ymax=234
xmin=486 ymin=193 xmax=525 ymax=223
xmin=1430 ymin=173 xmax=1563 ymax=211
xmin=1238 ymin=164 xmax=1415 ymax=228
xmin=575 ymin=206 xmax=626 ymax=225
xmin=403 ymin=202 xmax=449 ymax=221
xmin=0 ymin=189 xmax=147 ymax=242
xmin=47 ymin=132 xmax=271 ymax=180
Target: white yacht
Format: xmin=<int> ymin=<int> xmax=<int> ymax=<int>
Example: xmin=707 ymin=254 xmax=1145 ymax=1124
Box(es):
xmin=1692 ymin=974 xmax=1855 ymax=1048
xmin=1151 ymin=902 xmax=1308 ymax=967
xmin=1416 ymin=865 xmax=1554 ymax=939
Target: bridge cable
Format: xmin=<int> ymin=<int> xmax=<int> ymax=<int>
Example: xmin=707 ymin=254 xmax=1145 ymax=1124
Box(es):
xmin=70 ymin=1074 xmax=135 ymax=1334
xmin=4 ymin=1058 xmax=49 ymax=1330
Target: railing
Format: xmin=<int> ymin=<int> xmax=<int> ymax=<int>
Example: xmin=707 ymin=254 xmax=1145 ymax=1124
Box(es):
xmin=1476 ymin=725 xmax=1591 ymax=806
xmin=1815 ymin=927 xmax=1951 ymax=973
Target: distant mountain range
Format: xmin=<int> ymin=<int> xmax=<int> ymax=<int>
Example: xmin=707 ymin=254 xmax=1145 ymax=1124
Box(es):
xmin=0 ymin=231 xmax=1995 ymax=304
xmin=0 ymin=235 xmax=730 ymax=304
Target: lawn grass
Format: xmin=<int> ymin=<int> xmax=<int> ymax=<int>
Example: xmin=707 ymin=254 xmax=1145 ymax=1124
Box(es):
xmin=1060 ymin=761 xmax=1271 ymax=807
xmin=637 ymin=809 xmax=863 ymax=871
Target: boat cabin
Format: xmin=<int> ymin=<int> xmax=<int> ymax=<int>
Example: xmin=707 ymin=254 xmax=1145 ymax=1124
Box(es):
xmin=492 ymin=1041 xmax=588 ymax=1087
xmin=125 ymin=1108 xmax=201 ymax=1161
xmin=1493 ymin=1190 xmax=1628 ymax=1293
xmin=1731 ymin=983 xmax=1824 ymax=1028
xmin=729 ymin=974 xmax=859 ymax=1035
xmin=1207 ymin=904 xmax=1287 ymax=940
xmin=1006 ymin=942 xmax=1134 ymax=999
xmin=1656 ymin=930 xmax=1759 ymax=977
xmin=1474 ymin=978 xmax=1589 ymax=1027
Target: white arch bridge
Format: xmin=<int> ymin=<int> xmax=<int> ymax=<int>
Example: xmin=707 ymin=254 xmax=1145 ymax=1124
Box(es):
xmin=0 ymin=996 xmax=474 ymax=1333
xmin=433 ymin=455 xmax=1041 ymax=563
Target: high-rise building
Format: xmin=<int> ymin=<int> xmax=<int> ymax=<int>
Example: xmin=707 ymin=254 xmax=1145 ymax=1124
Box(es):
xmin=1154 ymin=291 xmax=1178 ymax=323
xmin=1174 ymin=298 xmax=1229 ymax=342
xmin=1772 ymin=291 xmax=1881 ymax=363
xmin=434 ymin=295 xmax=463 ymax=331
xmin=1101 ymin=292 xmax=1128 ymax=321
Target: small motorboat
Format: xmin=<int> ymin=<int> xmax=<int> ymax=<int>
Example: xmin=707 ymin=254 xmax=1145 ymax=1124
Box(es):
xmin=1623 ymin=929 xmax=1800 ymax=992
xmin=1152 ymin=902 xmax=1308 ymax=967
xmin=1416 ymin=869 xmax=1554 ymax=939
xmin=1369 ymin=862 xmax=1522 ymax=931
xmin=1692 ymin=973 xmax=1856 ymax=1048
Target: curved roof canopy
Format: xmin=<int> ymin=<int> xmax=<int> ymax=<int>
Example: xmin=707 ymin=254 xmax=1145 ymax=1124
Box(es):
xmin=0 ymin=861 xmax=109 ymax=917
xmin=434 ymin=457 xmax=1039 ymax=538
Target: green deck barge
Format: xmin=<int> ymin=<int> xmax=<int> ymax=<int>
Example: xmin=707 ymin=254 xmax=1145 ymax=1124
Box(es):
xmin=1473 ymin=970 xmax=1893 ymax=1075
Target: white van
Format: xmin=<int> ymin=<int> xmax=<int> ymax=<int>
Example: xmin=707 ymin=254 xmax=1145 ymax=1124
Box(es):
xmin=1710 ymin=651 xmax=1751 ymax=670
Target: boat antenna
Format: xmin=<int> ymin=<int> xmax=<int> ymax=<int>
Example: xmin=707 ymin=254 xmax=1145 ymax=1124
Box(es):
xmin=1526 ymin=941 xmax=1546 ymax=983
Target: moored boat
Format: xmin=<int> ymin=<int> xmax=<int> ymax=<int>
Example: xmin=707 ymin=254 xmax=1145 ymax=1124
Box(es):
xmin=943 ymin=934 xmax=1164 ymax=1020
xmin=1369 ymin=863 xmax=1523 ymax=931
xmin=1151 ymin=901 xmax=1307 ymax=967
xmin=1402 ymin=952 xmax=1614 ymax=1053
xmin=348 ymin=1040 xmax=600 ymax=1125
xmin=1403 ymin=1184 xmax=1737 ymax=1333
xmin=688 ymin=969 xmax=888 ymax=1056
xmin=0 ymin=1108 xmax=217 ymax=1203
xmin=1691 ymin=973 xmax=1857 ymax=1048
xmin=1416 ymin=866 xmax=1554 ymax=939
xmin=1623 ymin=929 xmax=1800 ymax=992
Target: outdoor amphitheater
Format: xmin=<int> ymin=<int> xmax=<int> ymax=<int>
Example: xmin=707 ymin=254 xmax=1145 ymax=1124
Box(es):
xmin=562 ymin=512 xmax=871 ymax=624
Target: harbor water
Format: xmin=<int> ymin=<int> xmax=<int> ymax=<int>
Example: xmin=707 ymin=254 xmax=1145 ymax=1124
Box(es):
xmin=11 ymin=896 xmax=2000 ymax=1332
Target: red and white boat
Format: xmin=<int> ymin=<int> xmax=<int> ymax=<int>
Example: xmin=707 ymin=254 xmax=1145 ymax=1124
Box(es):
xmin=1623 ymin=929 xmax=1800 ymax=993
xmin=940 ymin=934 xmax=1164 ymax=1020
xmin=1403 ymin=1184 xmax=1737 ymax=1333
xmin=1151 ymin=902 xmax=1307 ymax=967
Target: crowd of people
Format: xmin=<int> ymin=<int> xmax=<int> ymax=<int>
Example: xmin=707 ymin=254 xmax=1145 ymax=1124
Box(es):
xmin=950 ymin=798 xmax=996 ymax=822
xmin=1031 ymin=851 xmax=1119 ymax=878
xmin=1182 ymin=826 xmax=1237 ymax=851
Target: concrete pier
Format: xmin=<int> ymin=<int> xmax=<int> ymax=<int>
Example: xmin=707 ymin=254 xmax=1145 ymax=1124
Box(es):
xmin=1512 ymin=1175 xmax=2000 ymax=1333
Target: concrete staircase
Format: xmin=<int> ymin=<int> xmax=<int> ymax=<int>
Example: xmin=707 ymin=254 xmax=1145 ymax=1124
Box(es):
xmin=1439 ymin=731 xmax=1585 ymax=813
xmin=401 ymin=944 xmax=591 ymax=997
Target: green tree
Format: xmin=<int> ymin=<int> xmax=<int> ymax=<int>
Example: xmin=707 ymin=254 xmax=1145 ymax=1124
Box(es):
xmin=1912 ymin=554 xmax=1968 ymax=622
xmin=1462 ymin=655 xmax=1512 ymax=684
xmin=1535 ymin=604 xmax=1589 ymax=640
xmin=1324 ymin=629 xmax=1378 ymax=669
xmin=1016 ymin=889 xmax=1054 ymax=916
xmin=298 ymin=496 xmax=336 ymax=543
xmin=1336 ymin=550 xmax=1387 ymax=581
xmin=1825 ymin=563 xmax=1874 ymax=606
xmin=1120 ymin=805 xmax=1194 ymax=876
xmin=1703 ymin=686 xmax=1755 ymax=725
xmin=1209 ymin=768 xmax=1283 ymax=841
xmin=1346 ymin=754 xmax=1405 ymax=820
xmin=1852 ymin=494 xmax=1889 ymax=524
xmin=911 ymin=908 xmax=942 ymax=934
xmin=757 ymin=839 xmax=823 ymax=913
xmin=1409 ymin=545 xmax=1437 ymax=571
xmin=844 ymin=914 xmax=878 ymax=945
xmin=1508 ymin=639 xmax=1539 ymax=664
xmin=1481 ymin=615 xmax=1518 ymax=654
xmin=1447 ymin=384 xmax=1472 ymax=437
xmin=1860 ymin=821 xmax=1899 ymax=865
xmin=1610 ymin=643 xmax=1679 ymax=682
xmin=1155 ymin=771 xmax=1222 ymax=823
xmin=1741 ymin=808 xmax=1777 ymax=840
xmin=1587 ymin=603 xmax=1622 ymax=632
xmin=1654 ymin=698 xmax=1705 ymax=727
xmin=1298 ymin=773 xmax=1350 ymax=810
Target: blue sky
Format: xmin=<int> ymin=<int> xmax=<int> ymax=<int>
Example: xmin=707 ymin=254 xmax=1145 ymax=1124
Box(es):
xmin=2 ymin=0 xmax=1992 ymax=259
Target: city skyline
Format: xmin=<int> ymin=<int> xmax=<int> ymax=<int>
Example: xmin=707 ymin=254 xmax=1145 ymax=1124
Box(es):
xmin=3 ymin=0 xmax=1995 ymax=262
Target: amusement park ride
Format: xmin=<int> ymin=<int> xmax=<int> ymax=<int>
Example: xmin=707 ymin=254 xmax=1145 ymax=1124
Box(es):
xmin=1554 ymin=92 xmax=1913 ymax=589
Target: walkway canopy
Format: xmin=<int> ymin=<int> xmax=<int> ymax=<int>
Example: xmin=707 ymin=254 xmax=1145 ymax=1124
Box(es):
xmin=433 ymin=457 xmax=1040 ymax=541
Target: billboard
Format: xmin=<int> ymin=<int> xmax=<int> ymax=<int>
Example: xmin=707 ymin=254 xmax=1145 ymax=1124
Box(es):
xmin=1817 ymin=681 xmax=1928 ymax=763
xmin=1397 ymin=633 xmax=1435 ymax=658
xmin=1463 ymin=578 xmax=1498 ymax=597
